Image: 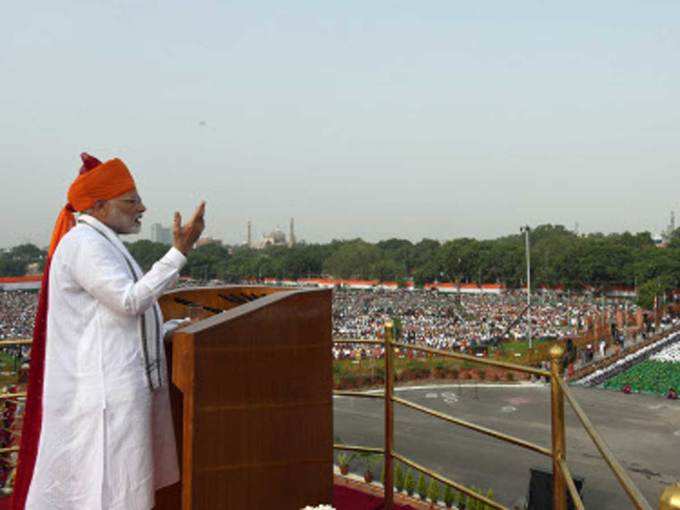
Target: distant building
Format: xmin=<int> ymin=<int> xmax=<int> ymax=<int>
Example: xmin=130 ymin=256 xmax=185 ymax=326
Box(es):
xmin=150 ymin=223 xmax=172 ymax=245
xmin=245 ymin=219 xmax=299 ymax=249
xmin=288 ymin=218 xmax=296 ymax=248
xmin=661 ymin=211 xmax=676 ymax=246
xmin=652 ymin=233 xmax=666 ymax=248
xmin=25 ymin=262 xmax=41 ymax=275
xmin=195 ymin=237 xmax=223 ymax=248
xmin=253 ymin=228 xmax=287 ymax=249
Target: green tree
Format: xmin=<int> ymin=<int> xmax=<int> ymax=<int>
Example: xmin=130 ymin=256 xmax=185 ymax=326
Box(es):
xmin=438 ymin=238 xmax=480 ymax=283
xmin=0 ymin=243 xmax=46 ymax=276
xmin=10 ymin=243 xmax=45 ymax=265
xmin=370 ymin=258 xmax=406 ymax=281
xmin=183 ymin=243 xmax=230 ymax=279
xmin=0 ymin=252 xmax=25 ymax=276
xmin=126 ymin=240 xmax=169 ymax=271
xmin=637 ymin=278 xmax=672 ymax=310
xmin=322 ymin=240 xmax=382 ymax=279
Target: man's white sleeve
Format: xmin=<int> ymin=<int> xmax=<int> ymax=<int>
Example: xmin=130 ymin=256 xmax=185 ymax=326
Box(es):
xmin=73 ymin=239 xmax=187 ymax=316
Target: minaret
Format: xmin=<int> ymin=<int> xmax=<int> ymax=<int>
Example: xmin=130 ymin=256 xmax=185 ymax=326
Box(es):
xmin=288 ymin=218 xmax=296 ymax=248
xmin=247 ymin=220 xmax=252 ymax=248
xmin=671 ymin=211 xmax=676 ymax=233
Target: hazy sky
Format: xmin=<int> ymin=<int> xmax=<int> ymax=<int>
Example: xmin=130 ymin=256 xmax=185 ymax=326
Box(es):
xmin=2 ymin=1 xmax=679 ymax=248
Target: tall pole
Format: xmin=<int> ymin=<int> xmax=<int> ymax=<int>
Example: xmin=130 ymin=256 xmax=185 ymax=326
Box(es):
xmin=383 ymin=322 xmax=395 ymax=510
xmin=550 ymin=344 xmax=567 ymax=510
xmin=522 ymin=226 xmax=532 ymax=349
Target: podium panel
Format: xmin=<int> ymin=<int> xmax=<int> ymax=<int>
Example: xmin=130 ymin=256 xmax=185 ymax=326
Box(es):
xmin=156 ymin=286 xmax=333 ymax=510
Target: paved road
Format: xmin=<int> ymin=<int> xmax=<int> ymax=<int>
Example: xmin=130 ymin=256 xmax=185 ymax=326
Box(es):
xmin=333 ymin=383 xmax=680 ymax=509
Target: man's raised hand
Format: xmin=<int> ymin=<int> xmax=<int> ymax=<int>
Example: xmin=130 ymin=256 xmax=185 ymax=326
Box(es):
xmin=173 ymin=201 xmax=206 ymax=255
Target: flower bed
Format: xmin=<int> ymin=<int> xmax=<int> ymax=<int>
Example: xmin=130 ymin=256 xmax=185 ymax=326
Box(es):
xmin=650 ymin=341 xmax=680 ymax=363
xmin=578 ymin=332 xmax=680 ymax=387
xmin=333 ymin=356 xmax=529 ymax=390
xmin=603 ymin=360 xmax=680 ymax=395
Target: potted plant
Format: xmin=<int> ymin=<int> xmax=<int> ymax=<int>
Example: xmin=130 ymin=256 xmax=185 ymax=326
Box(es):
xmin=443 ymin=485 xmax=456 ymax=508
xmin=358 ymin=452 xmax=381 ymax=483
xmin=417 ymin=472 xmax=428 ymax=500
xmin=337 ymin=451 xmax=355 ymax=475
xmin=395 ymin=463 xmax=405 ymax=492
xmin=456 ymin=489 xmax=466 ymax=509
xmin=405 ymin=469 xmax=416 ymax=496
xmin=485 ymin=488 xmax=495 ymax=509
xmin=427 ymin=478 xmax=441 ymax=507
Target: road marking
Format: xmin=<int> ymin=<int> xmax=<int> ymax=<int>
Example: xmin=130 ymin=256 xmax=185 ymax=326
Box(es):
xmin=508 ymin=397 xmax=531 ymax=405
xmin=425 ymin=393 xmax=438 ymax=398
xmin=441 ymin=392 xmax=459 ymax=405
xmin=357 ymin=382 xmax=546 ymax=394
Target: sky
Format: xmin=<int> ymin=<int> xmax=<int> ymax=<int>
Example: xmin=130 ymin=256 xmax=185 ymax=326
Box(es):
xmin=1 ymin=1 xmax=679 ymax=248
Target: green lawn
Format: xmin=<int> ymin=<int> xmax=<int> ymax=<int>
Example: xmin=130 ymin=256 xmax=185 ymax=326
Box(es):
xmin=497 ymin=338 xmax=550 ymax=354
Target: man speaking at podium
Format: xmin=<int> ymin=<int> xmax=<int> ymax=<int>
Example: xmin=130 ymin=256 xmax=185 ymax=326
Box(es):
xmin=13 ymin=153 xmax=206 ymax=510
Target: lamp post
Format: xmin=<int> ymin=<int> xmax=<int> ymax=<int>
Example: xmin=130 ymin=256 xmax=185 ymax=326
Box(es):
xmin=521 ymin=225 xmax=532 ymax=349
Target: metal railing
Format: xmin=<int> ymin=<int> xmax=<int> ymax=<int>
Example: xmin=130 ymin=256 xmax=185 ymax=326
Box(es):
xmin=333 ymin=323 xmax=680 ymax=510
xmin=1 ymin=335 xmax=679 ymax=508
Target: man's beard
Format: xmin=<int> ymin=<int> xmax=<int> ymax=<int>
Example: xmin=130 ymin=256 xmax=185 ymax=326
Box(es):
xmin=107 ymin=207 xmax=142 ymax=235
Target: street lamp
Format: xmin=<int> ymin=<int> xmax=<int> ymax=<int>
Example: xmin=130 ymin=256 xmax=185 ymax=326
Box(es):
xmin=520 ymin=225 xmax=532 ymax=348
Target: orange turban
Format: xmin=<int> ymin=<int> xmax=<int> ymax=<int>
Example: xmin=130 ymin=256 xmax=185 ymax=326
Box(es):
xmin=47 ymin=153 xmax=137 ymax=257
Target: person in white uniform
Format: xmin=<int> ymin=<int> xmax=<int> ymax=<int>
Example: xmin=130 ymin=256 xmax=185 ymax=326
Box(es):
xmin=22 ymin=154 xmax=205 ymax=510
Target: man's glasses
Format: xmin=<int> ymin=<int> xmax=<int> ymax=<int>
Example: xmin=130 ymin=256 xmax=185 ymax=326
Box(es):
xmin=114 ymin=198 xmax=144 ymax=206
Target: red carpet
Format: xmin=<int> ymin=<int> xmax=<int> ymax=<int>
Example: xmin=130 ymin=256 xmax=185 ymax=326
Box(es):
xmin=333 ymin=484 xmax=418 ymax=510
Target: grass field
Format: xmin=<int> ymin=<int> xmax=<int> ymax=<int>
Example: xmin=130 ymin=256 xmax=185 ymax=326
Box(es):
xmin=496 ymin=337 xmax=550 ymax=354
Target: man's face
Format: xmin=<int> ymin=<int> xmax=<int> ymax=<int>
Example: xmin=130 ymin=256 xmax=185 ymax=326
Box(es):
xmin=99 ymin=189 xmax=147 ymax=235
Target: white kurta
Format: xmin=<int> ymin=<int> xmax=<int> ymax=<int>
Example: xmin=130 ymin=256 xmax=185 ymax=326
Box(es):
xmin=26 ymin=214 xmax=185 ymax=510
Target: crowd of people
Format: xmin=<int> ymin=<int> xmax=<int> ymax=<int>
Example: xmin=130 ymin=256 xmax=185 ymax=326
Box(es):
xmin=0 ymin=291 xmax=37 ymax=340
xmin=332 ymin=289 xmax=635 ymax=358
xmin=0 ymin=287 xmax=639 ymax=355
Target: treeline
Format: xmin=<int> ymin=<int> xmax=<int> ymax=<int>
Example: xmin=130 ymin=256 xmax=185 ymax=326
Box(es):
xmin=3 ymin=225 xmax=680 ymax=298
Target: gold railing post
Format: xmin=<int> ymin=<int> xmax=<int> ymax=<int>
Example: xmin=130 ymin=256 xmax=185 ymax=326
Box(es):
xmin=550 ymin=344 xmax=567 ymax=510
xmin=660 ymin=483 xmax=680 ymax=510
xmin=384 ymin=322 xmax=395 ymax=510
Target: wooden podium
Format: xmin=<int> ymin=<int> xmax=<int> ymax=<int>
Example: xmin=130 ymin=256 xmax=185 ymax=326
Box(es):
xmin=156 ymin=286 xmax=333 ymax=510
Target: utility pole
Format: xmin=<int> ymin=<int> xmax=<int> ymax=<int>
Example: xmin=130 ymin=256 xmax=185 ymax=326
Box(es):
xmin=521 ymin=225 xmax=532 ymax=348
